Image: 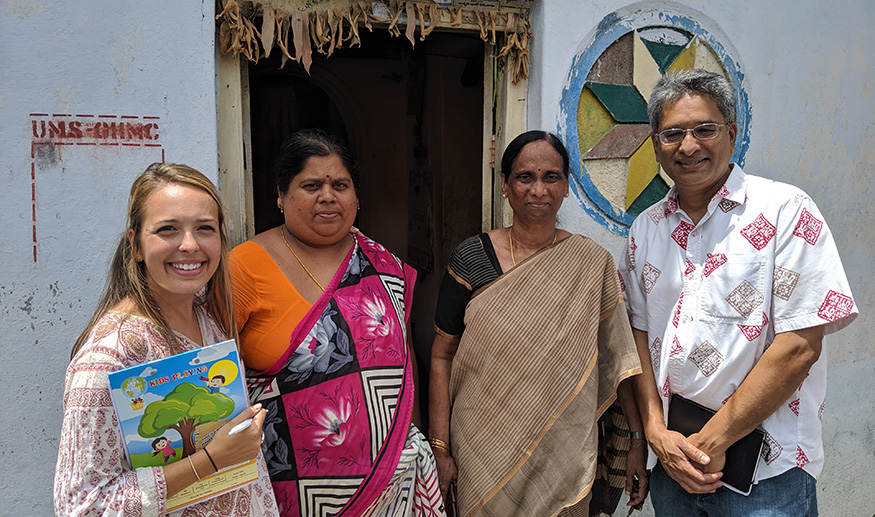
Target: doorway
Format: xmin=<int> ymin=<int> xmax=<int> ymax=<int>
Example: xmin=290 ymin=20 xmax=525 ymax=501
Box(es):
xmin=246 ymin=30 xmax=486 ymax=425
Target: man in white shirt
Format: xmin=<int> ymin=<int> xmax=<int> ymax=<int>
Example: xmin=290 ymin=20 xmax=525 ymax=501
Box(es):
xmin=619 ymin=69 xmax=857 ymax=515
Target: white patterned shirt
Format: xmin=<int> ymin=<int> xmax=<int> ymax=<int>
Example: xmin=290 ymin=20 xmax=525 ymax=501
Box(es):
xmin=54 ymin=311 xmax=280 ymax=517
xmin=619 ymin=165 xmax=857 ymax=482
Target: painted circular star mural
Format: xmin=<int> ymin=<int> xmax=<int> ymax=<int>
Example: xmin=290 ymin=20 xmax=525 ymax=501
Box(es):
xmin=560 ymin=11 xmax=750 ymax=235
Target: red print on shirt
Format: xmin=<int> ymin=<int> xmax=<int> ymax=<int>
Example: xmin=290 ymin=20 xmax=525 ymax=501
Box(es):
xmin=817 ymin=290 xmax=854 ymax=322
xmin=773 ymin=265 xmax=800 ymax=301
xmin=650 ymin=337 xmax=661 ymax=372
xmin=795 ymin=446 xmax=810 ymax=468
xmin=797 ymin=373 xmax=809 ymax=391
xmin=738 ymin=312 xmax=769 ymax=341
xmin=666 ymin=196 xmax=679 ymax=216
xmin=793 ymin=208 xmax=823 ymax=245
xmin=684 ymin=259 xmax=696 ymax=276
xmin=642 ymin=262 xmax=661 ymax=294
xmin=689 ymin=341 xmax=723 ymax=377
xmin=647 ymin=203 xmax=665 ymax=225
xmin=740 ymin=214 xmax=776 ymax=250
xmin=669 ymin=337 xmax=684 ymax=356
xmin=718 ymin=198 xmax=740 ymax=213
xmin=625 ymin=237 xmax=636 ymax=272
xmin=672 ymin=293 xmax=684 ymax=328
xmin=762 ymin=432 xmax=783 ymax=464
xmin=737 ymin=323 xmax=762 ymax=341
xmin=672 ymin=221 xmax=695 ymax=250
xmin=703 ymin=253 xmax=727 ymax=277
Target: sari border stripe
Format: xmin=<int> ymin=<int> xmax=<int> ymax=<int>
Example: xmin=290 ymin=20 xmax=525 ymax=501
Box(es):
xmin=433 ymin=325 xmax=459 ymax=340
xmin=596 ymin=366 xmax=643 ymax=419
xmin=447 ymin=266 xmax=473 ymax=291
xmin=555 ymin=480 xmax=595 ymax=517
xmin=261 ymin=239 xmax=357 ymax=376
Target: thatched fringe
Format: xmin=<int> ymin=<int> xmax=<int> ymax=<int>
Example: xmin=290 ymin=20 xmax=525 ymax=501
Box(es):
xmin=216 ymin=0 xmax=531 ymax=83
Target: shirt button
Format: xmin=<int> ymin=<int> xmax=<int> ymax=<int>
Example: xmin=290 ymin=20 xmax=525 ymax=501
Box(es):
xmin=681 ymin=316 xmax=690 ymax=324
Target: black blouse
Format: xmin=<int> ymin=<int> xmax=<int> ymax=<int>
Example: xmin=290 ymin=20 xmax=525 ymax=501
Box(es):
xmin=433 ymin=233 xmax=503 ymax=337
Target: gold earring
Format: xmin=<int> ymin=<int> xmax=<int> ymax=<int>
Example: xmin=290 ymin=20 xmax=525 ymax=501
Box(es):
xmin=278 ymin=204 xmax=284 ymax=213
xmin=502 ymin=193 xmax=507 ymax=199
xmin=565 ymin=192 xmax=569 ymax=198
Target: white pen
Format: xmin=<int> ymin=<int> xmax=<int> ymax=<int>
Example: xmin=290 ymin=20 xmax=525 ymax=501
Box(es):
xmin=228 ymin=417 xmax=253 ymax=435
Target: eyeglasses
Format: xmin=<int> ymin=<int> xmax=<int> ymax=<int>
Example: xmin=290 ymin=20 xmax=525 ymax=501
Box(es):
xmin=656 ymin=123 xmax=725 ymax=145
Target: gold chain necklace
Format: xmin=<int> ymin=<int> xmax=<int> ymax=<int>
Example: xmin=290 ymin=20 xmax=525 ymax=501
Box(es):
xmin=508 ymin=226 xmax=557 ymax=267
xmin=280 ymin=226 xmax=325 ymax=292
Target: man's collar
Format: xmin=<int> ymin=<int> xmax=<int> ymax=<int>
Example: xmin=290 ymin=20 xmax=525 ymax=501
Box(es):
xmin=712 ymin=164 xmax=746 ymax=211
xmin=654 ymin=164 xmax=746 ymax=220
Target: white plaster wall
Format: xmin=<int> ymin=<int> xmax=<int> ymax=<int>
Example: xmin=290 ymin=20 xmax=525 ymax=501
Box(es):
xmin=531 ymin=1 xmax=875 ymax=515
xmin=1 ymin=0 xmax=872 ymax=515
xmin=0 ymin=1 xmax=219 ymax=514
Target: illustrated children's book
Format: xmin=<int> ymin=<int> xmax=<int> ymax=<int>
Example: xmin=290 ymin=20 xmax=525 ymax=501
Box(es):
xmin=107 ymin=339 xmax=258 ymax=512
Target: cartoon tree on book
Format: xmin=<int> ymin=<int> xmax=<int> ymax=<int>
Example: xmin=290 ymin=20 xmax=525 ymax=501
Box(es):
xmin=138 ymin=382 xmax=235 ymax=458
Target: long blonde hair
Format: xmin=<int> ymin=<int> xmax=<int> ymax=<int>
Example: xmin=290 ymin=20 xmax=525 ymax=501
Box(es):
xmin=71 ymin=163 xmax=236 ymax=358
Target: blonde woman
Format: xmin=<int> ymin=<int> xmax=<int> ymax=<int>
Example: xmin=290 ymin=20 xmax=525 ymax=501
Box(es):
xmin=54 ymin=163 xmax=279 ymax=516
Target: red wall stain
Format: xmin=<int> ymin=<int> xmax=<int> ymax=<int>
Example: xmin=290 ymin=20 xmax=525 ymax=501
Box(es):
xmin=28 ymin=114 xmax=164 ymax=262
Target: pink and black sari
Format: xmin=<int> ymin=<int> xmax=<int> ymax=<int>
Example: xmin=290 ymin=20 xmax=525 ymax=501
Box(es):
xmin=247 ymin=234 xmax=445 ymax=516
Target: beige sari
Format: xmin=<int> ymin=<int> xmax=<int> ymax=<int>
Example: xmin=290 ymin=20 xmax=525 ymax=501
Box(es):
xmin=449 ymin=235 xmax=641 ymax=516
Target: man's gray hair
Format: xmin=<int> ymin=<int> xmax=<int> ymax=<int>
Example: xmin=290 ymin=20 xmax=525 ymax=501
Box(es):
xmin=647 ymin=69 xmax=736 ymax=132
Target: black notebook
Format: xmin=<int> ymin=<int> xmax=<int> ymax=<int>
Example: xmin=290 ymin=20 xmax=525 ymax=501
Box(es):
xmin=667 ymin=394 xmax=765 ymax=495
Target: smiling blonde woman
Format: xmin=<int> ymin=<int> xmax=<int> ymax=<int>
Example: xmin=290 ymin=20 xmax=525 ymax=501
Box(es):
xmin=55 ymin=163 xmax=279 ymax=516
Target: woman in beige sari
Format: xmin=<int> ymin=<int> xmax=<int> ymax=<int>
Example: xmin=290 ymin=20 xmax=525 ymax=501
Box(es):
xmin=428 ymin=131 xmax=648 ymax=516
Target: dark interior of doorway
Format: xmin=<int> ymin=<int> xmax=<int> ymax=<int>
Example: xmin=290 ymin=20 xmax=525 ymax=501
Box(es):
xmin=248 ymin=29 xmax=485 ymax=431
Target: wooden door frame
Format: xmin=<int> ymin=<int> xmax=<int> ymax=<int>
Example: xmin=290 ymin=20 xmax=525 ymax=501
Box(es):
xmin=217 ymin=37 xmax=527 ymax=246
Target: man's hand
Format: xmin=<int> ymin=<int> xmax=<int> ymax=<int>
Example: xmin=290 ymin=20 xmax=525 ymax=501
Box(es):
xmin=649 ymin=427 xmax=723 ymax=493
xmin=689 ymin=431 xmax=726 ymax=474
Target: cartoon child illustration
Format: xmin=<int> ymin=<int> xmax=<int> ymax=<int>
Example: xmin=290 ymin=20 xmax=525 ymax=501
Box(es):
xmin=199 ymin=374 xmax=225 ymax=394
xmin=151 ymin=437 xmax=175 ymax=463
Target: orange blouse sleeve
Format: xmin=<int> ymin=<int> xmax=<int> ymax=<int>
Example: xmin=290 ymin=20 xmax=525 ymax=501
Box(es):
xmin=229 ymin=241 xmax=311 ymax=372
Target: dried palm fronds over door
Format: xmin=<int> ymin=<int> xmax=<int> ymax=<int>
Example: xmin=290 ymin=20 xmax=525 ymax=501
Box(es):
xmin=216 ymin=0 xmax=532 ymax=83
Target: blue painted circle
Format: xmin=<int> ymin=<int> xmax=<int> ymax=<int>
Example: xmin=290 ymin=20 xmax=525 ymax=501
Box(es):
xmin=559 ymin=11 xmax=750 ymax=236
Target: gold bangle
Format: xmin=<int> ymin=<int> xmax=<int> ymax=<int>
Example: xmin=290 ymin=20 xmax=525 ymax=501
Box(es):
xmin=188 ymin=455 xmax=201 ymax=481
xmin=428 ymin=437 xmax=451 ymax=454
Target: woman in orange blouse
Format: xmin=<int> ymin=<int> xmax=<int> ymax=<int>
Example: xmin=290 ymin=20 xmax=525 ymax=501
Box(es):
xmin=229 ymin=129 xmax=444 ymax=517
xmin=229 ymin=241 xmax=311 ymax=371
